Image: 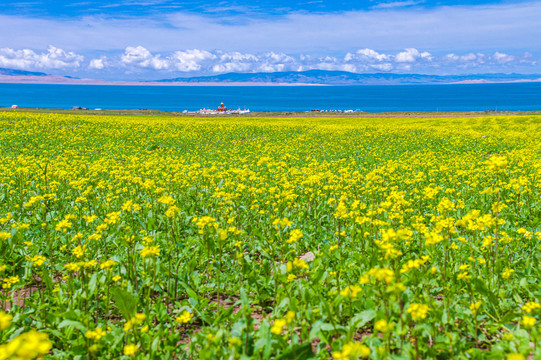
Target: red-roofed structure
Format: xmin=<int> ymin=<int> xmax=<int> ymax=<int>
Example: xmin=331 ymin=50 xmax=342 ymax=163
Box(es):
xmin=217 ymin=102 xmax=227 ymax=112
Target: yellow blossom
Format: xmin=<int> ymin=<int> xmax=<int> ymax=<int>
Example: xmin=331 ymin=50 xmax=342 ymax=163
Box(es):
xmin=228 ymin=337 xmax=242 ymax=347
xmin=29 ymin=255 xmax=46 ymax=266
xmin=176 ymin=311 xmax=193 ymax=324
xmin=72 ymin=245 xmax=87 ymax=259
xmin=408 ymin=304 xmax=430 ymax=321
xmin=0 ymin=311 xmax=12 ymax=330
xmin=502 ymin=268 xmax=514 ymax=279
xmin=85 ymin=328 xmax=106 ymax=341
xmin=287 ymin=229 xmax=303 ymax=244
xmin=140 ymin=245 xmax=160 ymax=258
xmin=0 ymin=330 xmax=52 ymax=359
xmin=123 ymin=344 xmax=138 ymax=356
xmin=506 ymin=354 xmax=525 ymax=360
xmin=523 ymin=302 xmax=541 ymax=313
xmin=521 ymin=315 xmax=536 ymax=329
xmin=340 ymin=285 xmax=362 ymax=298
xmin=270 ymin=318 xmax=287 ymax=335
xmin=374 ymin=319 xmax=394 ymax=333
xmin=470 ymin=301 xmax=482 ymax=315
xmin=333 ymin=342 xmax=371 ymax=360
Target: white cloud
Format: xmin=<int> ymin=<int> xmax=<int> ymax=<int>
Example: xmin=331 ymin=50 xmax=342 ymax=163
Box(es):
xmin=218 ymin=51 xmax=258 ymax=63
xmin=0 ymin=45 xmax=83 ymax=70
xmin=307 ymin=61 xmax=346 ymax=72
xmin=345 ymin=48 xmax=390 ymax=62
xmin=257 ymin=63 xmax=287 ymax=72
xmin=209 ymin=51 xmax=298 ymax=73
xmin=0 ymin=45 xmax=536 ymax=77
xmin=461 ymin=53 xmax=479 ymax=62
xmin=492 ymin=52 xmax=515 ymax=64
xmin=89 ymin=57 xmax=106 ymax=70
xmin=211 ymin=62 xmax=251 ymax=73
xmin=371 ymin=63 xmax=393 ymax=71
xmin=444 ymin=52 xmax=486 ymax=67
xmin=170 ymin=49 xmax=216 ymax=71
xmin=395 ymin=48 xmax=432 ymax=63
xmin=121 ymin=46 xmax=169 ymax=70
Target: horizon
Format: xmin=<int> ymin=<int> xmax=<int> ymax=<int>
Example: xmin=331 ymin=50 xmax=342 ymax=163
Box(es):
xmin=4 ymin=67 xmax=541 ymax=87
xmin=1 ymin=0 xmax=540 ymax=81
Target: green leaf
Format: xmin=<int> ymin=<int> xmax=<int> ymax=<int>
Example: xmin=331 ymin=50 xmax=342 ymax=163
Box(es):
xmin=179 ymin=281 xmax=198 ymax=300
xmin=276 ymin=343 xmax=315 ymax=360
xmin=349 ymin=309 xmax=376 ymax=329
xmin=40 ymin=268 xmax=54 ymax=292
xmin=471 ymin=278 xmax=498 ymax=305
xmin=213 ymin=304 xmax=237 ymax=326
xmin=88 ymin=272 xmax=98 ymax=294
xmin=151 ymin=336 xmax=160 ymax=353
xmin=309 ymin=320 xmax=329 ymax=343
xmin=254 ymin=321 xmax=272 ymax=359
xmin=111 ymin=287 xmax=138 ymax=320
xmin=58 ymin=320 xmax=87 ymax=332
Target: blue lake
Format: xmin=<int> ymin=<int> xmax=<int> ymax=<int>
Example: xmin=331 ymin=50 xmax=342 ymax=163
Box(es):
xmin=0 ymin=82 xmax=540 ymax=112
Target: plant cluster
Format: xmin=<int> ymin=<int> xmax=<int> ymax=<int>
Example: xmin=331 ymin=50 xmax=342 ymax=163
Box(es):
xmin=0 ymin=112 xmax=540 ymax=359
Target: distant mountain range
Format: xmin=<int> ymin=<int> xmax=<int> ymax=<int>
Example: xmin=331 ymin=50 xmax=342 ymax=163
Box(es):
xmin=155 ymin=70 xmax=541 ymax=85
xmin=1 ymin=67 xmax=540 ymax=85
xmin=0 ymin=67 xmax=47 ymax=77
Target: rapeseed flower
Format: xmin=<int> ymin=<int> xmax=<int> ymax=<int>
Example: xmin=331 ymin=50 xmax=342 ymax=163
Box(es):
xmin=85 ymin=328 xmax=106 ymax=341
xmin=521 ymin=315 xmax=536 ymax=329
xmin=332 ymin=342 xmax=370 ymax=360
xmin=287 ymin=229 xmax=303 ymax=244
xmin=123 ymin=344 xmax=138 ymax=356
xmin=408 ymin=304 xmax=430 ymax=321
xmin=523 ymin=302 xmax=541 ymax=313
xmin=374 ymin=319 xmax=394 ymax=333
xmin=270 ymin=318 xmax=287 ymax=335
xmin=0 ymin=330 xmax=52 ymax=359
xmin=176 ymin=311 xmax=193 ymax=324
xmin=0 ymin=311 xmax=12 ymax=330
xmin=140 ymin=245 xmax=160 ymax=258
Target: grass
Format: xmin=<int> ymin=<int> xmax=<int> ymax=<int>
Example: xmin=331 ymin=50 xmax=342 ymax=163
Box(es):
xmin=0 ymin=111 xmax=540 ymax=359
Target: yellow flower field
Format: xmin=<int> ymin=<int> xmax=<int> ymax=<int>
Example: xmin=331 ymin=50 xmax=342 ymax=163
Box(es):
xmin=0 ymin=112 xmax=540 ymax=359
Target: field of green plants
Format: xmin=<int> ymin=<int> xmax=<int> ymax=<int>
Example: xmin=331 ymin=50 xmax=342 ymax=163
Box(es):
xmin=1 ymin=112 xmax=540 ymax=359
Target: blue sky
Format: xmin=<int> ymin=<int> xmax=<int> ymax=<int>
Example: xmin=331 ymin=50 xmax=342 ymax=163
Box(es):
xmin=0 ymin=0 xmax=525 ymax=17
xmin=0 ymin=0 xmax=540 ymax=80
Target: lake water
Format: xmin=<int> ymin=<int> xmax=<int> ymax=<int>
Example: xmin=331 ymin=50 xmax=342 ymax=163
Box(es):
xmin=0 ymin=82 xmax=540 ymax=112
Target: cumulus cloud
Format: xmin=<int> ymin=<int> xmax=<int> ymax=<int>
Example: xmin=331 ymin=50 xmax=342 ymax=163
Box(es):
xmin=395 ymin=48 xmax=432 ymax=63
xmin=1 ymin=45 xmax=536 ymax=77
xmin=210 ymin=51 xmax=300 ymax=73
xmin=371 ymin=63 xmax=394 ymax=71
xmin=0 ymin=45 xmax=83 ymax=70
xmin=492 ymin=52 xmax=515 ymax=64
xmin=345 ymin=49 xmax=389 ymax=62
xmin=460 ymin=53 xmax=481 ymax=62
xmin=442 ymin=51 xmax=536 ymax=68
xmin=211 ymin=51 xmax=257 ymax=73
xmin=89 ymin=57 xmax=106 ymax=70
xmin=170 ymin=49 xmax=215 ymax=71
xmin=343 ymin=48 xmax=394 ymax=72
xmin=121 ymin=46 xmax=169 ymax=70
xmin=444 ymin=52 xmax=486 ymax=67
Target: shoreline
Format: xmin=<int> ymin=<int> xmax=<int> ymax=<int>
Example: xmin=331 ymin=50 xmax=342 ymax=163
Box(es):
xmin=2 ymin=107 xmax=540 ymax=118
xmin=0 ymin=75 xmax=323 ymax=86
xmin=1 ymin=74 xmax=541 ymax=86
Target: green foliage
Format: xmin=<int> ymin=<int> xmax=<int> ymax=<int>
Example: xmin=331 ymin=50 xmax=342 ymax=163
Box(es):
xmin=0 ymin=112 xmax=540 ymax=359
